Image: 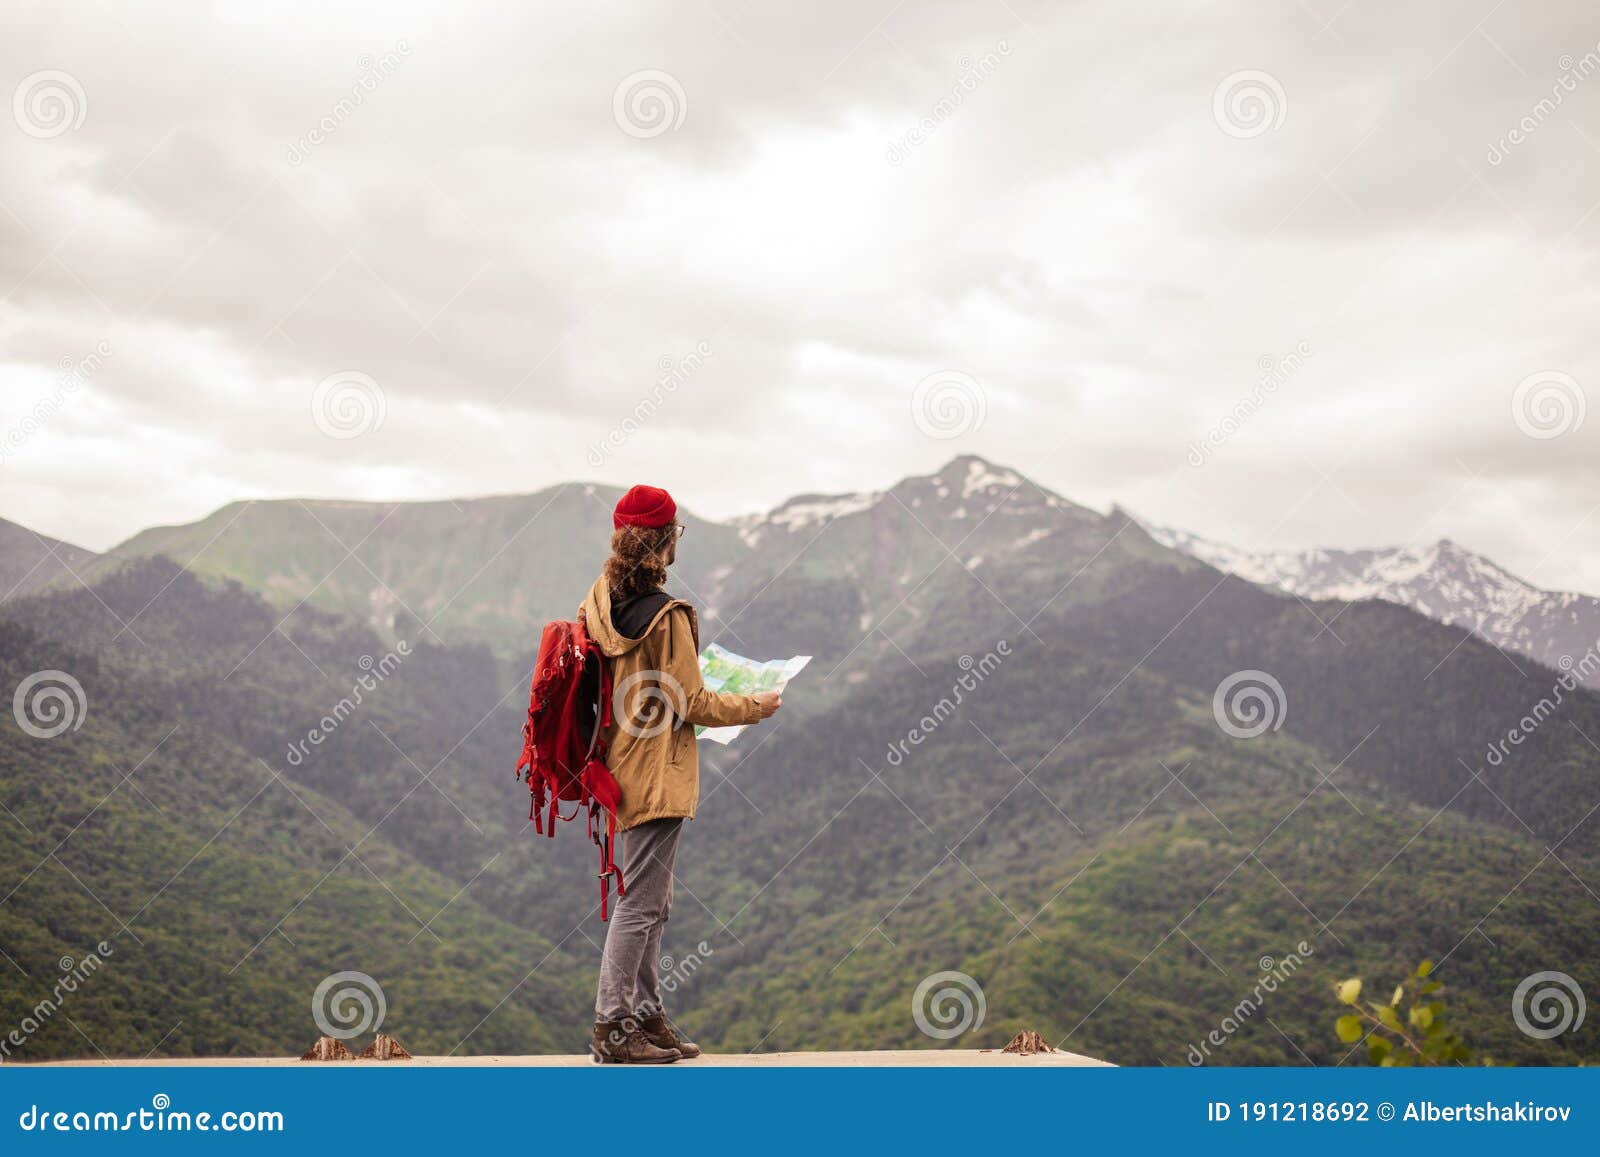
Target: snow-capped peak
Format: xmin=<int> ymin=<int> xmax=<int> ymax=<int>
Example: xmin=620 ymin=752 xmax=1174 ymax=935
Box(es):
xmin=1142 ymin=524 xmax=1547 ymax=619
xmin=907 ymin=455 xmax=1076 ymax=516
xmin=727 ymin=456 xmax=1086 ymax=549
xmin=1138 ymin=516 xmax=1600 ymax=686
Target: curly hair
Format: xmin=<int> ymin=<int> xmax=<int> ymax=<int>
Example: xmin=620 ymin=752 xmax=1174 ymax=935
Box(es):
xmin=604 ymin=524 xmax=674 ymax=600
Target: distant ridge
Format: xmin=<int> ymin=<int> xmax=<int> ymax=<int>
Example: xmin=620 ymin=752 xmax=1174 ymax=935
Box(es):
xmin=1140 ymin=520 xmax=1600 ymax=685
xmin=0 ymin=517 xmax=99 ymax=603
xmin=10 ymin=458 xmax=1598 ymax=681
xmin=88 ymin=484 xmax=744 ymax=653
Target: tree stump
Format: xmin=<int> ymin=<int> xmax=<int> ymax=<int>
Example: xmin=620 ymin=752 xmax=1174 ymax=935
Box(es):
xmin=357 ymin=1033 xmax=413 ymax=1061
xmin=300 ymin=1037 xmax=354 ymax=1061
xmin=1001 ymin=1030 xmax=1055 ymax=1056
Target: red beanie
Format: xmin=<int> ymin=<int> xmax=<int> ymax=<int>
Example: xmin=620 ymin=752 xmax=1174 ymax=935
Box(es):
xmin=613 ymin=484 xmax=677 ymax=530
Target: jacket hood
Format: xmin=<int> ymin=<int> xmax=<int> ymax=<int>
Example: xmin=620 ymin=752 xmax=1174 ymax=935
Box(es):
xmin=580 ymin=576 xmax=684 ymax=658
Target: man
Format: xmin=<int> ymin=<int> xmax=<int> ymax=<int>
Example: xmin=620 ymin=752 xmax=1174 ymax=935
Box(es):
xmin=581 ymin=483 xmax=781 ymax=1064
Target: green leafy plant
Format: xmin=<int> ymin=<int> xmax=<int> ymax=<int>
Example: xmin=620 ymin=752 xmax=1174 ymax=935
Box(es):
xmin=1333 ymin=961 xmax=1478 ymax=1066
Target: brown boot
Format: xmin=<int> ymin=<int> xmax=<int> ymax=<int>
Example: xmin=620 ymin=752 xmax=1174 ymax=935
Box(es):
xmin=591 ymin=1018 xmax=680 ymax=1064
xmin=640 ymin=1013 xmax=701 ymax=1059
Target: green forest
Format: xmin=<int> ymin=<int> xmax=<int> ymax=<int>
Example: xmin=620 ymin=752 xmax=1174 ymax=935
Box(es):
xmin=2 ymin=467 xmax=1597 ymax=1065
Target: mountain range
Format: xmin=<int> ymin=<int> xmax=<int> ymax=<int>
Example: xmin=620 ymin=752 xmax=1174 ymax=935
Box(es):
xmin=2 ymin=457 xmax=1598 ymax=1065
xmin=10 ymin=457 xmax=1597 ymax=684
xmin=1141 ymin=522 xmax=1600 ymax=688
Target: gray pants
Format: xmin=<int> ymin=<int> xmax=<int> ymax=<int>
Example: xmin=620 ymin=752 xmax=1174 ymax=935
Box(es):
xmin=594 ymin=817 xmax=682 ymax=1021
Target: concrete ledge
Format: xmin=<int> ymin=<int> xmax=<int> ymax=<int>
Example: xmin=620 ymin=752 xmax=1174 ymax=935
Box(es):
xmin=20 ymin=1049 xmax=1112 ymax=1068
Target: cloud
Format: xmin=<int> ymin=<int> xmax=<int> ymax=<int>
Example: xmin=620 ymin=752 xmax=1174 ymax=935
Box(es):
xmin=1 ymin=0 xmax=1597 ymax=595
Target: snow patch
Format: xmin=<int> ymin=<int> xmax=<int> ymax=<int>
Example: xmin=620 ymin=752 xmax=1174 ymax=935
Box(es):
xmin=962 ymin=459 xmax=1022 ymax=498
xmin=768 ymin=491 xmax=881 ymax=535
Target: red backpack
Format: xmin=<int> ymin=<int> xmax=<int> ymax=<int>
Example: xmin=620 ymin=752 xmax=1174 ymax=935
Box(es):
xmin=514 ymin=614 xmax=627 ymax=919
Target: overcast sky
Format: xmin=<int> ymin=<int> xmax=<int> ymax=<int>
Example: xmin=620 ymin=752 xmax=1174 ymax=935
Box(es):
xmin=3 ymin=0 xmax=1599 ymax=593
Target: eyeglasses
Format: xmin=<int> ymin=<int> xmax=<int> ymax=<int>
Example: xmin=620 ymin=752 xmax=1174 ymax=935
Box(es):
xmin=672 ymin=523 xmax=687 ymax=540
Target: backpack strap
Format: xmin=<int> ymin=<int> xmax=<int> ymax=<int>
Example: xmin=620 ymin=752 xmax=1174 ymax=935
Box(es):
xmin=591 ymin=803 xmax=626 ymax=920
xmin=583 ymin=664 xmax=605 ymax=762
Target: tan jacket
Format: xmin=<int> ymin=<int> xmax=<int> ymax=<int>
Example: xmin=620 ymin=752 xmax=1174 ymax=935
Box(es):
xmin=579 ymin=577 xmax=764 ymax=831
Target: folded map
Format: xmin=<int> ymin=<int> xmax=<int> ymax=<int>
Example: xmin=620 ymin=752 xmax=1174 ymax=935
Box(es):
xmin=696 ymin=643 xmax=811 ymax=745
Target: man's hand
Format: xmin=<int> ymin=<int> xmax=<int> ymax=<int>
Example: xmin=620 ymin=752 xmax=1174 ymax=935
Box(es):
xmin=752 ymin=691 xmax=782 ymax=718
